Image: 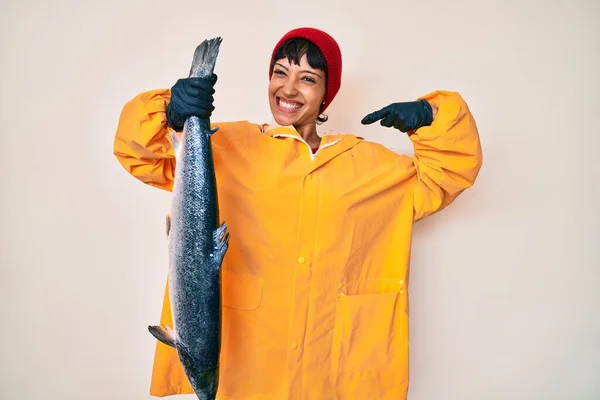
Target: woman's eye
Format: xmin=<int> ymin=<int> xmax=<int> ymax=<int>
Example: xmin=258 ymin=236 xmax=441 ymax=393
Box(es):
xmin=274 ymin=70 xmax=286 ymax=76
xmin=302 ymin=77 xmax=316 ymax=83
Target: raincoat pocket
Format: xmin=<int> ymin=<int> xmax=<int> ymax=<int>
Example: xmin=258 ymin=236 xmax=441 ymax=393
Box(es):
xmin=331 ymin=278 xmax=405 ymax=375
xmin=219 ymin=269 xmax=264 ymax=397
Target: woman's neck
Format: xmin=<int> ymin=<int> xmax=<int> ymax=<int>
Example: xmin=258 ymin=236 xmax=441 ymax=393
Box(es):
xmin=294 ymin=122 xmax=321 ymax=148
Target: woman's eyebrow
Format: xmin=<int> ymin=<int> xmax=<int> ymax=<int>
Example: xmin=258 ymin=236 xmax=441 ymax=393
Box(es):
xmin=275 ymin=62 xmax=321 ymax=77
xmin=302 ymin=70 xmax=320 ymax=77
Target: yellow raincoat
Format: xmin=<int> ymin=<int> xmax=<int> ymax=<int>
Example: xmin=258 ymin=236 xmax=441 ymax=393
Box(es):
xmin=113 ymin=89 xmax=483 ymax=399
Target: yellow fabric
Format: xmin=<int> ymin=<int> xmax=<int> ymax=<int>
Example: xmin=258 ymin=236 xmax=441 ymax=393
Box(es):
xmin=113 ymin=89 xmax=483 ymax=399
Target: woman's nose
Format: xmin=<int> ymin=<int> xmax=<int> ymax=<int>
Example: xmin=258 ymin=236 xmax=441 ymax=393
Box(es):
xmin=281 ymin=78 xmax=298 ymax=97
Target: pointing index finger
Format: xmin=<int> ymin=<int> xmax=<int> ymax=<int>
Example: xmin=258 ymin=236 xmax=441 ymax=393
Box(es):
xmin=361 ymin=105 xmax=390 ymax=125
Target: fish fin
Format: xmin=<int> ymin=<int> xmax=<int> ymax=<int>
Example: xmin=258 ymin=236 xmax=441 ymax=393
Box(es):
xmin=169 ymin=130 xmax=183 ymax=157
xmin=148 ymin=324 xmax=177 ymax=348
xmin=165 ymin=214 xmax=171 ymax=237
xmin=208 ymin=126 xmax=219 ymax=137
xmin=212 ymin=221 xmax=230 ymax=268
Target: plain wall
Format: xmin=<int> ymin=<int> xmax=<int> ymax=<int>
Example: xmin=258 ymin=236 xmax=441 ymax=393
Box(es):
xmin=1 ymin=0 xmax=598 ymax=399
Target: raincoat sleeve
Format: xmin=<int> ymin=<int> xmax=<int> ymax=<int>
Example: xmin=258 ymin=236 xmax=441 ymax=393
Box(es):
xmin=409 ymin=90 xmax=483 ymax=222
xmin=113 ymin=89 xmax=176 ymax=192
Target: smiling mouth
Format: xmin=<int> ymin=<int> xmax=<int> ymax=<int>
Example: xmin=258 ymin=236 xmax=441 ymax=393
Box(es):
xmin=276 ymin=97 xmax=303 ymax=113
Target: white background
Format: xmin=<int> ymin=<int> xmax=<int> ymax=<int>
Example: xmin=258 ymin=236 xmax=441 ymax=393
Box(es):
xmin=1 ymin=0 xmax=598 ymax=399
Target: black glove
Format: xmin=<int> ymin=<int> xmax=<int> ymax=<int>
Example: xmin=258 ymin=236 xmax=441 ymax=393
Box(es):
xmin=166 ymin=74 xmax=218 ymax=131
xmin=361 ymin=99 xmax=433 ymax=132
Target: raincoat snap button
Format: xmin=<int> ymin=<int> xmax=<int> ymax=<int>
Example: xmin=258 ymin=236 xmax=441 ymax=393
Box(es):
xmin=290 ymin=342 xmax=298 ymax=350
xmin=298 ymin=257 xmax=306 ymax=264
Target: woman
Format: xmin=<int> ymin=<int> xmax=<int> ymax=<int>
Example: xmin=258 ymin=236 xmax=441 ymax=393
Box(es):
xmin=114 ymin=27 xmax=483 ymax=400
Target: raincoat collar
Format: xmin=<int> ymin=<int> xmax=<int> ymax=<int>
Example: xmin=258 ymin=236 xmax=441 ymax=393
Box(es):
xmin=260 ymin=120 xmax=363 ymax=148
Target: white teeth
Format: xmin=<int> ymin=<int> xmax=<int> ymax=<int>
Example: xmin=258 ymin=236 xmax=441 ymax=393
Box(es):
xmin=279 ymin=99 xmax=301 ymax=110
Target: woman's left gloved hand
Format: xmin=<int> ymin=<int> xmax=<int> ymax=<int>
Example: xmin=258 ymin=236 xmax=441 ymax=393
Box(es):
xmin=361 ymin=99 xmax=434 ymax=132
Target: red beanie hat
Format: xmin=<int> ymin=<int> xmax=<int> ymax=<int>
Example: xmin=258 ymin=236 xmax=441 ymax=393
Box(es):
xmin=269 ymin=27 xmax=342 ymax=112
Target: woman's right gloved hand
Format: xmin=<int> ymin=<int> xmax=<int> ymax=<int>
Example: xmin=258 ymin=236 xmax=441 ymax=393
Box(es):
xmin=166 ymin=74 xmax=217 ymax=131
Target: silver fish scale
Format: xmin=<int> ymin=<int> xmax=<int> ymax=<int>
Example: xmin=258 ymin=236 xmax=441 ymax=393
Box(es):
xmin=170 ymin=114 xmax=220 ymax=355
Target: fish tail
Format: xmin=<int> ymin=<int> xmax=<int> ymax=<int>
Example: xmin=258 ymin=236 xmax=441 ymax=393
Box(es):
xmin=189 ymin=37 xmax=223 ymax=79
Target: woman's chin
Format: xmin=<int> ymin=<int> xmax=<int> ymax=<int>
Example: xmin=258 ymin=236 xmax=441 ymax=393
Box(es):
xmin=272 ymin=113 xmax=298 ymax=127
